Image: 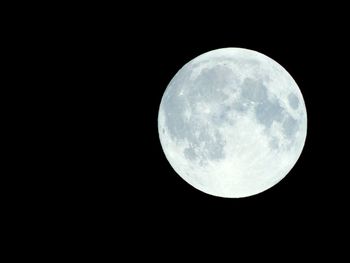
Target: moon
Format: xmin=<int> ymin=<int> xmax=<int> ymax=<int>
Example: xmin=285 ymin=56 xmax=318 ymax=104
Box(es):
xmin=158 ymin=48 xmax=307 ymax=198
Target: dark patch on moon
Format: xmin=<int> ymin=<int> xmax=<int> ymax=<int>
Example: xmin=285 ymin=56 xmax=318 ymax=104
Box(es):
xmin=288 ymin=93 xmax=299 ymax=109
xmin=232 ymin=101 xmax=249 ymax=112
xmin=162 ymin=63 xmax=231 ymax=164
xmin=189 ymin=65 xmax=231 ymax=103
xmin=162 ymin=93 xmax=187 ymax=140
xmin=241 ymin=78 xmax=268 ymax=103
xmin=283 ymin=116 xmax=298 ymax=137
xmin=207 ymin=131 xmax=226 ymax=160
xmin=211 ymin=105 xmax=235 ymax=126
xmin=184 ymin=146 xmax=197 ymax=161
xmin=237 ymin=77 xmax=301 ymax=144
xmin=238 ymin=78 xmax=286 ymax=129
xmin=184 ymin=128 xmax=226 ymax=163
xmin=255 ymin=99 xmax=284 ymax=128
xmin=162 ymin=64 xmax=193 ymax=140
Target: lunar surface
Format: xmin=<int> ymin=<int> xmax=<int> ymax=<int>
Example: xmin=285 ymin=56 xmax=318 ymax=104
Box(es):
xmin=158 ymin=48 xmax=307 ymax=198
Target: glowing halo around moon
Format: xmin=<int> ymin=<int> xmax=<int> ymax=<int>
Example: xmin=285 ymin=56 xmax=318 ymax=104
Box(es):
xmin=158 ymin=48 xmax=307 ymax=198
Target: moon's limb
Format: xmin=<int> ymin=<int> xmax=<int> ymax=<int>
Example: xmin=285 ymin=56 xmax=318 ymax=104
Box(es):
xmin=158 ymin=48 xmax=307 ymax=198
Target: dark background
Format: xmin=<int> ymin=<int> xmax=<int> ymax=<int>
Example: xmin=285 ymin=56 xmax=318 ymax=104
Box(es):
xmin=80 ymin=8 xmax=347 ymax=249
xmin=14 ymin=3 xmax=347 ymax=258
xmin=82 ymin=5 xmax=347 ymax=242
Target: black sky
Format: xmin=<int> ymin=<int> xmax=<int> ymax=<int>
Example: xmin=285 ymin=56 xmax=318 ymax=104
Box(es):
xmin=50 ymin=4 xmax=348 ymax=255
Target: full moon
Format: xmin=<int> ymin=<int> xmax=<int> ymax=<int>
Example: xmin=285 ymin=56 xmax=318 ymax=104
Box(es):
xmin=158 ymin=48 xmax=307 ymax=198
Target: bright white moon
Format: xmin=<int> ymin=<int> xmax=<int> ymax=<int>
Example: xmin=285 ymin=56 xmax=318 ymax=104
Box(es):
xmin=158 ymin=48 xmax=307 ymax=198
